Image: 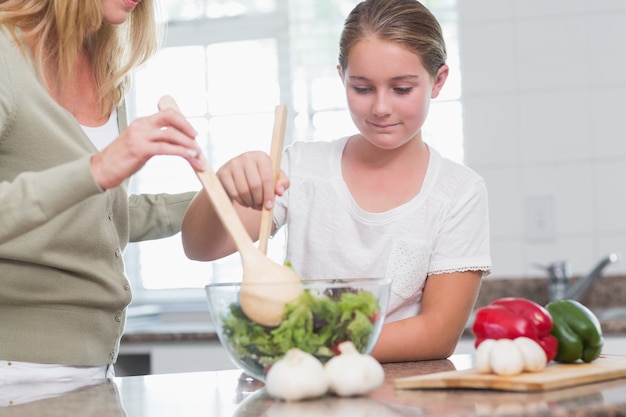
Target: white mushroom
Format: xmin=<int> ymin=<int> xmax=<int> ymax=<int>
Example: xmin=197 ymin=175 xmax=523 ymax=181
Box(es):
xmin=490 ymin=338 xmax=525 ymax=376
xmin=324 ymin=341 xmax=385 ymax=397
xmin=473 ymin=337 xmax=548 ymax=376
xmin=513 ymin=337 xmax=548 ymax=372
xmin=474 ymin=339 xmax=497 ymax=374
xmin=265 ymin=349 xmax=329 ymax=401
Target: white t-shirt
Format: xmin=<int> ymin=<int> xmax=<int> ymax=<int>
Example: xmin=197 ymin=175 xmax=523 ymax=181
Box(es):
xmin=273 ymin=137 xmax=491 ymax=323
xmin=80 ymin=108 xmax=119 ymax=150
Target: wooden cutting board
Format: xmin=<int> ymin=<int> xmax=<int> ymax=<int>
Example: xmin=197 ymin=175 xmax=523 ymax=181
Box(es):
xmin=394 ymin=355 xmax=626 ymax=392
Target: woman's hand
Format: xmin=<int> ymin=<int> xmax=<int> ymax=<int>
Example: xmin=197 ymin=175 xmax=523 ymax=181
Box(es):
xmin=216 ymin=150 xmax=290 ymax=211
xmin=90 ymin=108 xmax=205 ymax=190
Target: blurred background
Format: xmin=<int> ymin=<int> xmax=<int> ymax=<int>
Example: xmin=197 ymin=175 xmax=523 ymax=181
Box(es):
xmin=125 ymin=0 xmax=462 ymax=305
xmin=124 ymin=0 xmax=626 ymax=306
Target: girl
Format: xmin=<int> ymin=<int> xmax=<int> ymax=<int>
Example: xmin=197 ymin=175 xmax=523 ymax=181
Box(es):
xmin=182 ymin=0 xmax=491 ymax=362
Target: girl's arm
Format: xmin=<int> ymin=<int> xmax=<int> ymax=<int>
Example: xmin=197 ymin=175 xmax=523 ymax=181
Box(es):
xmin=181 ymin=150 xmax=289 ymax=261
xmin=371 ymin=270 xmax=482 ymax=362
xmin=181 ymin=190 xmax=263 ymax=261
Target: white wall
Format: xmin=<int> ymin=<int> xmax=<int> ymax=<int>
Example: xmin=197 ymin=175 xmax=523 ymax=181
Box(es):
xmin=458 ymin=0 xmax=626 ymax=279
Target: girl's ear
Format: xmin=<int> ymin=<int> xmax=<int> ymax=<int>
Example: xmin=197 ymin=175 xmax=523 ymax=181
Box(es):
xmin=337 ymin=65 xmax=346 ymax=83
xmin=431 ymin=64 xmax=449 ymax=99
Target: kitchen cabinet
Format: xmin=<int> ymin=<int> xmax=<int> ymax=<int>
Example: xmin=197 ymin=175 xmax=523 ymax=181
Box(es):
xmin=117 ymin=340 xmax=234 ymax=376
xmin=118 ymin=303 xmax=626 ymax=376
xmin=119 ymin=304 xmax=237 ymax=376
xmin=118 ymin=334 xmax=625 ymax=377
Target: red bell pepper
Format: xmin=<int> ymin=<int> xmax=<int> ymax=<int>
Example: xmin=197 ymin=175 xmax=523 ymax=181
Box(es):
xmin=472 ymin=297 xmax=558 ymax=362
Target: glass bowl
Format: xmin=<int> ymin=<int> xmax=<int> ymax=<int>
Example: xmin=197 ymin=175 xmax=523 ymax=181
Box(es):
xmin=205 ymin=277 xmax=391 ymax=382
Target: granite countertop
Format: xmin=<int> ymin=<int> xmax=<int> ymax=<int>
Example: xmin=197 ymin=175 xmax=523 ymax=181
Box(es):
xmin=121 ymin=304 xmax=219 ymax=343
xmin=121 ymin=319 xmax=219 ymax=343
xmin=3 ymin=354 xmax=626 ymax=416
xmin=121 ymin=308 xmax=626 ymax=344
xmin=121 ymin=276 xmax=626 ymax=344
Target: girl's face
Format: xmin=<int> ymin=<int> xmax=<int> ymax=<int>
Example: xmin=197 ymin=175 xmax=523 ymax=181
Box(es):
xmin=101 ymin=0 xmax=142 ymax=24
xmin=339 ymin=36 xmax=448 ymax=150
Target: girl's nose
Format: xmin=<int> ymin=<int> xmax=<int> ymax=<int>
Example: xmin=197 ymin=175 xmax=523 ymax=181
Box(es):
xmin=372 ymin=92 xmax=392 ymax=117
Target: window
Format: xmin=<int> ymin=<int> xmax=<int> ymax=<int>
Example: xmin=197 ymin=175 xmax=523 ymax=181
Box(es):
xmin=126 ymin=0 xmax=461 ymax=304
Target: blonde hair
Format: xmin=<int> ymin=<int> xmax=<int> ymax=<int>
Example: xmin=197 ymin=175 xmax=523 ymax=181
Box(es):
xmin=338 ymin=0 xmax=446 ymax=79
xmin=0 ymin=0 xmax=160 ymax=116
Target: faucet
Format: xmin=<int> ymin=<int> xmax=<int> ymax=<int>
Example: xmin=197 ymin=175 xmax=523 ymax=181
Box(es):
xmin=537 ymin=252 xmax=620 ymax=302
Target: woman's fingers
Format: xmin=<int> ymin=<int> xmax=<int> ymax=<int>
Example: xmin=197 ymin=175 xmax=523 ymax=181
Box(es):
xmin=90 ymin=109 xmax=204 ymax=189
xmin=152 ymin=108 xmax=207 ymax=171
xmin=155 ymin=108 xmax=198 ymax=142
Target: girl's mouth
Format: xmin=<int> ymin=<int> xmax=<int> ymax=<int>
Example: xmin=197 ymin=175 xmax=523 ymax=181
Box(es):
xmin=369 ymin=121 xmax=398 ymax=129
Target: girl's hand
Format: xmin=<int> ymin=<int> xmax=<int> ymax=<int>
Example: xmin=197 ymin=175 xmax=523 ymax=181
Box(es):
xmin=90 ymin=108 xmax=205 ymax=190
xmin=217 ymin=150 xmax=289 ymax=211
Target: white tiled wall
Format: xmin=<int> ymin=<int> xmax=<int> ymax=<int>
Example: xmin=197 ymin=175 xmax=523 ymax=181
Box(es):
xmin=458 ymin=1 xmax=626 ymax=278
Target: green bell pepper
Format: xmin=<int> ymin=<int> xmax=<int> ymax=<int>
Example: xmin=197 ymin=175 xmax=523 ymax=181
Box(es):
xmin=545 ymin=299 xmax=604 ymax=363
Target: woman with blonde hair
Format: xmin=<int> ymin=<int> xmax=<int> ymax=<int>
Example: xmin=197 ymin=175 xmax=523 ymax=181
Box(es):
xmin=0 ymin=0 xmax=204 ymax=395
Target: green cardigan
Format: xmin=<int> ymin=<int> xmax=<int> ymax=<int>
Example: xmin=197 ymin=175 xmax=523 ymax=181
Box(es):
xmin=0 ymin=27 xmax=196 ymax=366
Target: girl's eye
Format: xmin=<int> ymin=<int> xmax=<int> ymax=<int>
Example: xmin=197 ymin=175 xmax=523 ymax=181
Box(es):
xmin=394 ymin=87 xmax=413 ymax=95
xmin=353 ymin=86 xmax=372 ymax=94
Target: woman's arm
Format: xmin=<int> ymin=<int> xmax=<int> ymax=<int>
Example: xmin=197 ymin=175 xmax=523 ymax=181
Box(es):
xmin=128 ymin=192 xmax=196 ymax=242
xmin=371 ymin=270 xmax=482 ymax=362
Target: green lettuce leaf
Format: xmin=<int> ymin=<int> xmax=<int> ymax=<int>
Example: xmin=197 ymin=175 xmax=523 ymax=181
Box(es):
xmin=219 ymin=287 xmax=379 ymax=373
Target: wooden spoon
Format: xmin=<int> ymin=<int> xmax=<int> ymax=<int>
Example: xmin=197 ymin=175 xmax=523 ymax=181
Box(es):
xmin=158 ymin=95 xmax=302 ymax=327
xmin=258 ymin=105 xmax=287 ymax=255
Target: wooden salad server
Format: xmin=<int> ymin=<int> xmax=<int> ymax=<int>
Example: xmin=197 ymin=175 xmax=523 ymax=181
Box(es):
xmin=158 ymin=96 xmax=302 ymax=327
xmin=258 ymin=104 xmax=287 ymax=255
